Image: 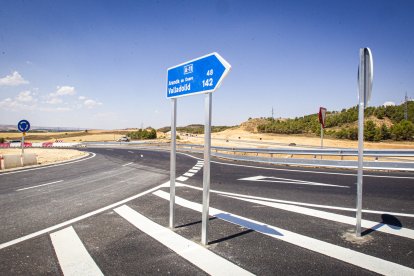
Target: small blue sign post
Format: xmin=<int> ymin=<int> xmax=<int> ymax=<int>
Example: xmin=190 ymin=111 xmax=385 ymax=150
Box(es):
xmin=17 ymin=119 xmax=31 ymax=154
xmin=167 ymin=53 xmax=231 ymax=246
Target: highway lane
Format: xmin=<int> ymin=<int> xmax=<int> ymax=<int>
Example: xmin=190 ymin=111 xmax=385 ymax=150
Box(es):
xmin=0 ymin=148 xmax=197 ymax=243
xmin=1 ymin=146 xmax=413 ymax=275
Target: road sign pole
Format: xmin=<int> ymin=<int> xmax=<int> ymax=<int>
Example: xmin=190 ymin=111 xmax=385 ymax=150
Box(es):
xmin=320 ymin=127 xmax=323 ymax=149
xmin=201 ymin=92 xmax=212 ymax=245
xmin=356 ymin=48 xmax=372 ymax=237
xmin=169 ymin=98 xmax=177 ymax=229
xmin=21 ymin=133 xmax=25 ymax=155
xmin=356 ymin=99 xmax=364 ymax=237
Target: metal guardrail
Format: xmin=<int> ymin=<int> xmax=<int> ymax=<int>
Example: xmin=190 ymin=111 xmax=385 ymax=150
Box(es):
xmin=84 ymin=142 xmax=414 ymax=171
xmin=177 ymin=144 xmax=414 ymax=157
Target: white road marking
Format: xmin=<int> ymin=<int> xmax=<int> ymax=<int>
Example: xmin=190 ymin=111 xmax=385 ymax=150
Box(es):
xmin=114 ymin=205 xmax=253 ymax=276
xmin=0 ymin=152 xmax=96 ymax=176
xmin=50 ymin=226 xmax=103 ymax=276
xmin=239 ymin=175 xmax=349 ymax=188
xmin=209 ymin=159 xmax=414 ymax=180
xmin=153 ymin=190 xmax=414 ymax=276
xmin=193 ymin=166 xmax=203 ymax=169
xmin=222 ymin=194 xmax=414 ymax=240
xmin=122 ymin=162 xmax=133 ymax=166
xmin=183 ymin=172 xmax=194 ymax=177
xmin=128 ymin=151 xmax=134 ymax=154
xmin=188 ymin=169 xmax=199 ymax=173
xmin=176 ymin=183 xmax=414 ymax=218
xmin=0 ymin=182 xmax=169 ymax=250
xmin=16 ymin=180 xmax=64 ymax=191
xmin=176 ymin=176 xmax=189 ymax=182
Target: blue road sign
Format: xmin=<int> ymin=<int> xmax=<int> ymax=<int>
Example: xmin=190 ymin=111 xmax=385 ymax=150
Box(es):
xmin=167 ymin=52 xmax=231 ymax=99
xmin=18 ymin=119 xmax=30 ymax=132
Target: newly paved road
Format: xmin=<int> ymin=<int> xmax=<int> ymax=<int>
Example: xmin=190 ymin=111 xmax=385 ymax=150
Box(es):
xmin=0 ymin=147 xmax=413 ymax=275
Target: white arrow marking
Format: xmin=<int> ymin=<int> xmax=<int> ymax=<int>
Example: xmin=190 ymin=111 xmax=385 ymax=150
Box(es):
xmin=239 ymin=175 xmax=348 ymax=188
xmin=221 ymin=194 xmax=414 ymax=240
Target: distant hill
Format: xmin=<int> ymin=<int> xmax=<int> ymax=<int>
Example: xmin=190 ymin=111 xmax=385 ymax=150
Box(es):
xmin=0 ymin=124 xmax=86 ymax=132
xmin=251 ymin=102 xmax=414 ymax=141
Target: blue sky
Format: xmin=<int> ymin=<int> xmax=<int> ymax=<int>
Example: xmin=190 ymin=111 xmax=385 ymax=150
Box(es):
xmin=0 ymin=0 xmax=413 ymax=129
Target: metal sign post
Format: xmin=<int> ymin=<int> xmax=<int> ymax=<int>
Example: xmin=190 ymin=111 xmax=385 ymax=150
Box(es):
xmin=356 ymin=48 xmax=373 ymax=237
xmin=17 ymin=120 xmax=30 ymax=155
xmin=166 ymin=53 xmax=231 ymax=244
xmin=169 ymin=98 xmax=177 ymax=228
xmin=201 ymin=92 xmax=212 ymax=245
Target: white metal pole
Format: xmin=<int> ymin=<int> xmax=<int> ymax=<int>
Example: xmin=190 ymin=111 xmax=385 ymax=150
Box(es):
xmin=356 ymin=100 xmax=364 ymax=237
xmin=356 ymin=48 xmax=366 ymax=237
xmin=22 ymin=133 xmax=25 ymax=155
xmin=320 ymin=127 xmax=323 ymax=148
xmin=202 ymin=92 xmax=212 ymax=245
xmin=169 ymin=98 xmax=177 ymax=229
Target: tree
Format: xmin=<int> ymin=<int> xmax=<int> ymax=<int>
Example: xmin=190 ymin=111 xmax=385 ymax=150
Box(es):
xmin=364 ymin=120 xmax=377 ymax=141
xmin=391 ymin=120 xmax=414 ymax=141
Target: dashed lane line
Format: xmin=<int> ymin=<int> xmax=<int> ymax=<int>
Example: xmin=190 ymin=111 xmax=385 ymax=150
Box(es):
xmin=183 ymin=172 xmax=195 ymax=177
xmin=122 ymin=162 xmax=133 ymax=166
xmin=153 ymin=190 xmax=414 ymax=276
xmin=176 ymin=176 xmax=189 ymax=182
xmin=16 ymin=180 xmax=64 ymax=191
xmin=114 ymin=205 xmax=253 ymax=276
xmin=50 ymin=226 xmax=103 ymax=276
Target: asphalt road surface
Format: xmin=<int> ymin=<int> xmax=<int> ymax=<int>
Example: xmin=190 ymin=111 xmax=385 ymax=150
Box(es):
xmin=1 ymin=147 xmax=413 ymax=275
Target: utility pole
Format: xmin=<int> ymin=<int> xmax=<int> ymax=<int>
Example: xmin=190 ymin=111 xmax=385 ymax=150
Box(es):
xmin=272 ymin=107 xmax=274 ymax=120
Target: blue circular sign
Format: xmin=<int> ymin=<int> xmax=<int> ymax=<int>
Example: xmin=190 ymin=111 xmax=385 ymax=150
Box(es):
xmin=18 ymin=120 xmax=30 ymax=132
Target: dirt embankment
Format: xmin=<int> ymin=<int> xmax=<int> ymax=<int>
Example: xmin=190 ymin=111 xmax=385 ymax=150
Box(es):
xmin=0 ymin=148 xmax=87 ymax=165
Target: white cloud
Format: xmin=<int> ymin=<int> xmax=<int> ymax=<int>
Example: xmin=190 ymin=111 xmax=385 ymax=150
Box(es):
xmin=55 ymin=86 xmax=76 ymax=96
xmin=84 ymin=99 xmax=102 ymax=109
xmin=0 ymin=71 xmax=29 ymax=86
xmin=16 ymin=91 xmax=34 ymax=102
xmin=46 ymin=85 xmax=76 ymax=104
xmin=78 ymin=96 xmax=86 ymax=100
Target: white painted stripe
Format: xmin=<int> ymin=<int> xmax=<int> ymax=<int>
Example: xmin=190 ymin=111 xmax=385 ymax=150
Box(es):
xmin=153 ymin=190 xmax=414 ymax=276
xmin=193 ymin=166 xmax=203 ymax=170
xmin=183 ymin=172 xmax=194 ymax=177
xmin=0 ymin=182 xmax=169 ymax=250
xmin=50 ymin=226 xmax=103 ymax=276
xmin=209 ymin=159 xmax=414 ymax=180
xmin=188 ymin=169 xmax=198 ymax=173
xmin=122 ymin=162 xmax=133 ymax=166
xmin=0 ymin=152 xmax=96 ymax=176
xmin=222 ymin=195 xmax=414 ymax=240
xmin=114 ymin=205 xmax=253 ymax=276
xmin=194 ymin=164 xmax=203 ymax=168
xmin=16 ymin=180 xmax=64 ymax=191
xmin=239 ymin=175 xmax=348 ymax=188
xmin=128 ymin=151 xmax=134 ymax=154
xmin=176 ymin=176 xmax=189 ymax=182
xmin=176 ymin=183 xmax=414 ymax=218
